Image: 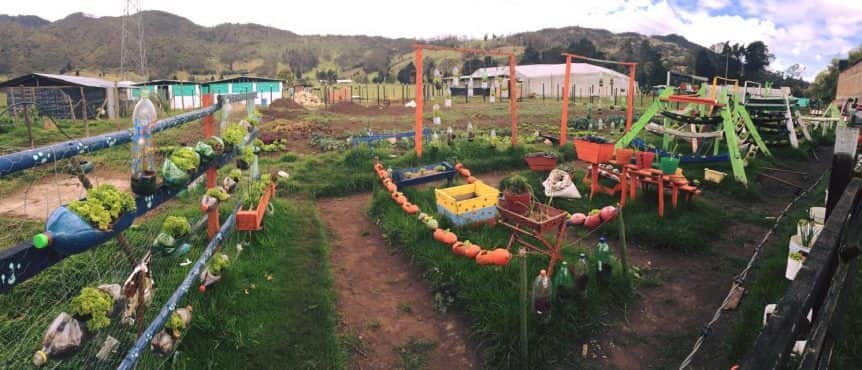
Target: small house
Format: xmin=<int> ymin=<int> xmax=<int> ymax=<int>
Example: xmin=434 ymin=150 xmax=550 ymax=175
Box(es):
xmin=0 ymin=73 xmax=123 ymax=119
xmin=133 ymin=80 xmax=201 ymax=110
xmin=201 ymin=76 xmax=284 ymax=107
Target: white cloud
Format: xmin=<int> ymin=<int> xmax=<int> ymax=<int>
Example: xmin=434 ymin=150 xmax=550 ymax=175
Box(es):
xmin=3 ymin=0 xmax=861 ymax=81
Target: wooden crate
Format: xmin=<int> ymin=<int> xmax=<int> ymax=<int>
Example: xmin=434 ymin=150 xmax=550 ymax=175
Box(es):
xmin=236 ymin=183 xmax=275 ymax=231
xmin=435 ymin=181 xmax=500 ymax=226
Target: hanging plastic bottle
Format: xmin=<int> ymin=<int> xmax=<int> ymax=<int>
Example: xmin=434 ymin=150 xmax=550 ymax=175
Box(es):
xmin=433 ymin=104 xmax=441 ymax=125
xmin=531 ymin=269 xmax=553 ymax=320
xmin=573 ymin=253 xmax=589 ymax=298
xmin=220 ymin=98 xmax=232 ymax=131
xmin=467 ymin=122 xmax=475 ymax=141
xmin=553 ymin=261 xmax=576 ymax=301
xmin=446 ymin=126 xmax=455 ymax=144
xmin=490 ymin=129 xmax=497 ymax=140
xmin=130 ymin=89 xmax=158 ymax=196
xmin=597 ymin=118 xmax=604 ymax=130
xmin=595 ymin=236 xmax=613 ymax=284
xmin=432 ymin=131 xmax=440 ymax=141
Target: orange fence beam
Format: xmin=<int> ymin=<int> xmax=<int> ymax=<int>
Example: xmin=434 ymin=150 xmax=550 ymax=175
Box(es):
xmin=201 ymin=94 xmax=219 ymax=240
xmin=560 ymin=53 xmax=637 ymax=132
xmin=414 ymin=47 xmax=424 ymax=158
xmin=509 ymin=54 xmax=518 ymax=147
xmin=559 ymin=55 xmax=572 ymax=146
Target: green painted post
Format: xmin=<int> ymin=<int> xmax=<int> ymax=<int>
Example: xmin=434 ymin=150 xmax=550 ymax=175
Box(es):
xmin=618 ymin=206 xmax=629 ymax=283
xmin=718 ymin=91 xmax=748 ymax=185
xmin=616 ymin=88 xmax=672 ymax=148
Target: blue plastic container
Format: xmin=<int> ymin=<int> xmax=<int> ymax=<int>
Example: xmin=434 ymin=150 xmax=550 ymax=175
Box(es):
xmin=37 ymin=205 xmax=135 ymax=256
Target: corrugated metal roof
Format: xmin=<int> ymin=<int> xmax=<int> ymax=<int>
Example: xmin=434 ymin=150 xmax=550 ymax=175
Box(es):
xmin=470 ymin=63 xmax=631 ymax=80
xmin=32 ymin=73 xmax=116 ymax=88
xmin=0 ymin=73 xmax=118 ymax=88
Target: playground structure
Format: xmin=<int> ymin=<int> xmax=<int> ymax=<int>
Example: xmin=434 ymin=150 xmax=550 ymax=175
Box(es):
xmin=412 ymin=44 xmax=518 ymax=157
xmin=739 ymin=80 xmax=811 ymax=149
xmin=615 ymin=75 xmax=778 ymax=186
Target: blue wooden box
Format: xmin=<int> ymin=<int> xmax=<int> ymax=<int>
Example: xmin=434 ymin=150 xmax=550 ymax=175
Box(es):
xmin=391 ymin=162 xmax=455 ymax=188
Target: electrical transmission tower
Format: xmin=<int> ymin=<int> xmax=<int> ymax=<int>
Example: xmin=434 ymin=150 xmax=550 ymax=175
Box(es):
xmin=120 ymin=0 xmax=147 ymax=80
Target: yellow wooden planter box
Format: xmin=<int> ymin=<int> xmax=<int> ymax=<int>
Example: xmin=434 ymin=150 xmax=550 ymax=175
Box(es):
xmin=435 ymin=181 xmax=500 ymax=215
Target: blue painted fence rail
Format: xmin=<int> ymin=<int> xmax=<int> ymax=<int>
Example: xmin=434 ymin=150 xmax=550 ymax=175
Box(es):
xmin=350 ymin=128 xmax=432 ymax=147
xmin=0 ymin=131 xmax=257 ymax=292
xmin=117 ymin=200 xmax=243 ymax=370
xmin=0 ymin=93 xmax=256 ymax=177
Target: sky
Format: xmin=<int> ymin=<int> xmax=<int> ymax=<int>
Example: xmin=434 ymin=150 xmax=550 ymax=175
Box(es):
xmin=3 ymin=0 xmax=861 ymax=81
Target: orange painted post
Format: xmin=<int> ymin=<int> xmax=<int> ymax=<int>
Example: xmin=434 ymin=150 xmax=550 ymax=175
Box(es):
xmin=509 ymin=54 xmax=518 ymax=147
xmin=415 ymin=47 xmax=424 ymax=158
xmin=626 ymin=63 xmax=636 ymax=132
xmin=202 ymin=94 xmax=219 ymax=240
xmin=560 ymin=55 xmax=572 ymax=146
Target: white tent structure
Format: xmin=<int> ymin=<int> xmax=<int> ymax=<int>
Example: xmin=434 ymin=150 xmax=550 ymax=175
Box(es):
xmin=469 ymin=63 xmax=637 ymax=98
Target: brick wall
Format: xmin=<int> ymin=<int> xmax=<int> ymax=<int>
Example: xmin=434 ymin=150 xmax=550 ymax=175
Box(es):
xmin=837 ymin=61 xmax=862 ymax=103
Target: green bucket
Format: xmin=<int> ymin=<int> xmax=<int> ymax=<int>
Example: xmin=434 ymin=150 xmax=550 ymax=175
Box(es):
xmin=659 ymin=157 xmax=680 ymax=174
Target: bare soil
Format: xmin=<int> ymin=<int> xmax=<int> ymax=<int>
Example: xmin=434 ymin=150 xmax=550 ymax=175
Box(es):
xmin=0 ymin=169 xmax=130 ymax=220
xmin=326 ymin=101 xmax=414 ymax=116
xmin=319 ymin=194 xmax=478 ymax=370
xmin=590 ymin=146 xmax=832 ymax=370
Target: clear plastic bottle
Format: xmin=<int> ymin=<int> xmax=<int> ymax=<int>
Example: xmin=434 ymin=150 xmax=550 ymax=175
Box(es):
xmin=220 ymin=98 xmax=232 ymax=131
xmin=130 ymin=89 xmax=158 ymax=195
xmin=467 ymin=122 xmax=475 ymax=141
xmin=553 ymin=261 xmax=575 ymax=301
xmin=573 ymin=253 xmax=589 ymax=298
xmin=531 ymin=269 xmax=553 ymax=319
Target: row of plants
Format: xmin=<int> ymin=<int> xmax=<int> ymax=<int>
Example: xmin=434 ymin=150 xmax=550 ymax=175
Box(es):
xmin=369 ymin=174 xmax=635 ymax=368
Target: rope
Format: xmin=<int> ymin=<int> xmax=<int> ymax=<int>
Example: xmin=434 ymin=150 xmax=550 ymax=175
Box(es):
xmin=677 ymin=169 xmax=829 ymax=369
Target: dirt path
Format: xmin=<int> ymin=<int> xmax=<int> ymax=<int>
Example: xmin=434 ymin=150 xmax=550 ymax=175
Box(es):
xmin=0 ymin=169 xmax=129 ymax=220
xmin=319 ymin=194 xmax=478 ymax=370
xmin=590 ymin=146 xmax=832 ymax=370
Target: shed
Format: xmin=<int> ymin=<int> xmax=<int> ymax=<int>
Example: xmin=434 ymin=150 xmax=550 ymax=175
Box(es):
xmin=836 ymin=59 xmax=862 ymax=104
xmin=133 ymin=80 xmax=201 ymax=110
xmin=0 ymin=73 xmax=121 ymax=119
xmin=469 ymin=63 xmax=639 ymax=98
xmin=201 ymin=76 xmax=284 ymax=107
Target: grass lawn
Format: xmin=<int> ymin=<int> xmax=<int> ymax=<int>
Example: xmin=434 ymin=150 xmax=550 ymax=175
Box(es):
xmin=168 ymin=200 xmax=345 ymax=370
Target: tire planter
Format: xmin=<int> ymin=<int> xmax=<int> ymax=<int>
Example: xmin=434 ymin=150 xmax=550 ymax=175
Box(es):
xmin=131 ymin=171 xmax=159 ymax=196
xmin=36 ymin=205 xmax=135 ymax=256
xmin=574 ymin=139 xmax=615 ymax=164
xmin=525 ymin=152 xmax=558 ymax=171
xmin=236 ymin=183 xmax=275 ymax=231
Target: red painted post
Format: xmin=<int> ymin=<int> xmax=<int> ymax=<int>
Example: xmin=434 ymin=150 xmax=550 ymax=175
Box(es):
xmin=626 ymin=63 xmax=636 ymax=132
xmin=415 ymin=47 xmax=424 ymax=158
xmin=509 ymin=54 xmax=518 ymax=147
xmin=202 ymin=94 xmax=219 ymax=240
xmin=560 ymin=55 xmax=572 ymax=146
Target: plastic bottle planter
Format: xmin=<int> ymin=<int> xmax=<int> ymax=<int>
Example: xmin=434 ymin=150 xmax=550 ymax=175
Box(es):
xmin=525 ymin=152 xmax=558 ymax=171
xmin=236 ymin=183 xmax=275 ymax=231
xmin=659 ymin=157 xmax=681 ymax=175
xmin=131 ymin=170 xmax=159 ymax=195
xmin=34 ymin=206 xmax=135 ymax=256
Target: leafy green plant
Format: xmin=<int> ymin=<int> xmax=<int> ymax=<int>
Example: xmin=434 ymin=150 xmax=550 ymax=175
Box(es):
xmin=500 ymin=174 xmax=532 ymax=195
xmin=229 ymin=169 xmax=242 ymax=181
xmin=70 ymin=287 xmax=113 ymax=330
xmin=208 ymin=253 xmax=230 ymax=275
xmin=241 ymin=147 xmax=255 ymax=164
xmin=205 ymin=136 xmax=225 ymax=153
xmin=68 ymin=184 xmax=136 ymax=230
xmin=243 ymin=178 xmax=269 ymax=209
xmin=166 ymin=311 xmax=186 ymax=337
xmin=170 ymin=147 xmax=201 ymax=172
xmin=223 ymin=123 xmax=246 ymax=146
xmin=206 ymin=187 xmax=230 ymax=201
xmin=161 ymin=216 xmax=191 ymax=239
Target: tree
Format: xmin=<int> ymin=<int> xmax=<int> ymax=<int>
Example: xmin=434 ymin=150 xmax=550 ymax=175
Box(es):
xmin=520 ymin=45 xmax=541 ymax=64
xmin=540 ymin=47 xmax=566 ymax=64
xmin=744 ymin=41 xmax=773 ymax=81
xmin=219 ymin=48 xmax=240 ymax=72
xmin=462 ymin=58 xmax=484 ymax=75
xmin=397 ymin=62 xmax=416 ymax=84
xmin=316 ymin=69 xmax=338 ymax=83
xmin=694 ymin=49 xmax=717 ymax=79
xmin=566 ymin=38 xmax=605 ymax=59
xmin=282 ymin=48 xmax=319 ymax=78
xmin=277 ymin=69 xmax=295 ymax=85
xmin=807 ymin=45 xmax=862 ymax=104
xmin=637 ymin=40 xmax=667 ymax=86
